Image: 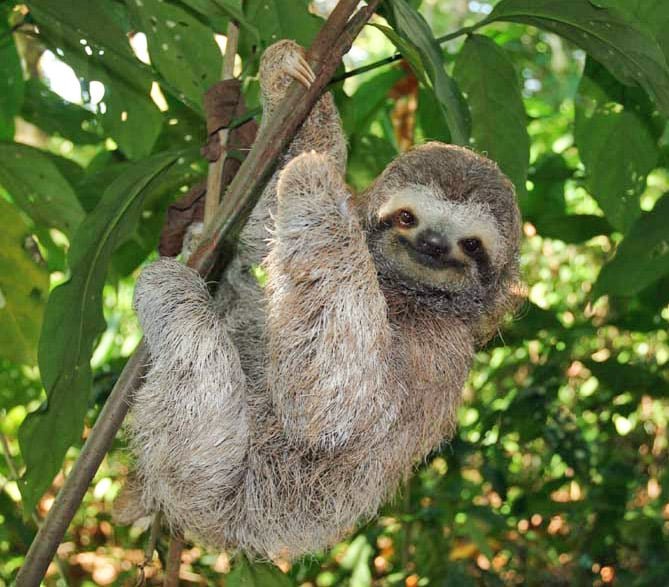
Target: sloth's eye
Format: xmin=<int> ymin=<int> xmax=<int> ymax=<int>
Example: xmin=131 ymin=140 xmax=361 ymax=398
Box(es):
xmin=396 ymin=209 xmax=416 ymax=228
xmin=460 ymin=237 xmax=482 ymax=255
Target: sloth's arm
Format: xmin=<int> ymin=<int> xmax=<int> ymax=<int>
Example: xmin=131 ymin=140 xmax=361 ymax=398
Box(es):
xmin=126 ymin=259 xmax=248 ymax=528
xmin=264 ymin=152 xmax=396 ymax=450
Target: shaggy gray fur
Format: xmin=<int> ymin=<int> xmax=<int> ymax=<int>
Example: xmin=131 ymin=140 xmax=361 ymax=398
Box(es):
xmin=119 ymin=40 xmax=522 ymax=560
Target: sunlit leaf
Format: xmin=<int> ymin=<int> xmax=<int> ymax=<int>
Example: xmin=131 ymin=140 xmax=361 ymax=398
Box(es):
xmin=488 ymin=0 xmax=669 ymax=115
xmin=20 ymin=79 xmax=102 ymax=145
xmin=0 ymin=8 xmax=24 ymax=140
xmin=0 ymin=200 xmax=48 ymax=365
xmin=128 ymin=0 xmax=222 ymax=111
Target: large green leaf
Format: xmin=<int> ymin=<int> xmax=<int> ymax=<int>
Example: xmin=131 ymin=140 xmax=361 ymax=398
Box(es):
xmin=0 ymin=200 xmax=49 ymax=365
xmin=128 ymin=0 xmax=222 ymax=111
xmin=593 ymin=0 xmax=669 ymax=63
xmin=525 ymin=153 xmax=612 ymax=243
xmin=28 ymin=0 xmax=164 ymax=158
xmin=0 ymin=143 xmax=85 ymax=235
xmin=594 ymin=193 xmax=669 ymax=298
xmin=26 ymin=0 xmax=145 ymax=91
xmin=575 ymin=59 xmax=658 ymax=231
xmin=386 ymin=0 xmax=470 ymax=145
xmin=20 ymin=80 xmax=102 ymax=145
xmin=454 ymin=34 xmax=529 ymax=197
xmin=243 ymin=0 xmax=322 ymax=49
xmin=179 ymin=0 xmax=259 ymax=42
xmin=0 ymin=8 xmax=24 ymax=140
xmin=18 ymin=151 xmax=179 ymax=513
xmin=487 ymin=0 xmax=669 ymax=116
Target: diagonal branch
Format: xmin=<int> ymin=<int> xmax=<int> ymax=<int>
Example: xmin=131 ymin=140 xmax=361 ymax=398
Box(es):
xmin=16 ymin=1 xmax=380 ymax=584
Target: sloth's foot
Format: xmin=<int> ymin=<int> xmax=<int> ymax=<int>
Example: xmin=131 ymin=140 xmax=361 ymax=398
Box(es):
xmin=134 ymin=257 xmax=212 ymax=354
xmin=260 ymin=40 xmax=316 ymax=105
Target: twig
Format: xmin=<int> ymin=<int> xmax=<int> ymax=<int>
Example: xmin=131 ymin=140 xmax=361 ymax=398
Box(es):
xmin=134 ymin=512 xmax=162 ymax=587
xmin=331 ymin=21 xmax=487 ymax=84
xmin=163 ymin=534 xmax=185 ymax=587
xmin=16 ymin=1 xmax=380 ymax=584
xmin=204 ymin=20 xmax=240 ymax=224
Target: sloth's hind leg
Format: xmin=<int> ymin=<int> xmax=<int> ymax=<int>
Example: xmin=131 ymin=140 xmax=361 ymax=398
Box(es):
xmin=126 ymin=258 xmax=248 ymax=538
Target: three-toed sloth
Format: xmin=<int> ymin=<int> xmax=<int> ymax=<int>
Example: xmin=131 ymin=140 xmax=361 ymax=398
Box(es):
xmin=118 ymin=40 xmax=522 ymax=559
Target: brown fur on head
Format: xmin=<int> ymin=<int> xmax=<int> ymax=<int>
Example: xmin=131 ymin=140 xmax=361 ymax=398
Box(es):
xmin=362 ymin=142 xmax=522 ymax=344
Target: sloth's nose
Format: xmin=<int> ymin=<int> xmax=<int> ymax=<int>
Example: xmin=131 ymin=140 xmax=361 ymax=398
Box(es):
xmin=415 ymin=229 xmax=450 ymax=257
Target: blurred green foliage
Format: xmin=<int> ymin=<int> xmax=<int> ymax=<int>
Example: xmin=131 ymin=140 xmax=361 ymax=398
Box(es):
xmin=0 ymin=0 xmax=668 ymax=585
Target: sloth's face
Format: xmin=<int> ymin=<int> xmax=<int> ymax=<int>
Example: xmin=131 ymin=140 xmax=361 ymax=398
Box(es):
xmin=369 ymin=184 xmax=505 ymax=296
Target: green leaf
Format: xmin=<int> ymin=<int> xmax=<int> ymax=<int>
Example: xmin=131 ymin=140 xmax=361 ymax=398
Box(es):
xmin=534 ymin=214 xmax=612 ymax=244
xmin=417 ymin=86 xmax=451 ymax=143
xmin=488 ymin=0 xmax=669 ymax=116
xmin=0 ymin=200 xmax=48 ymax=365
xmin=594 ymin=193 xmax=669 ymax=298
xmin=454 ymin=34 xmax=530 ymax=198
xmin=347 ymin=135 xmax=398 ymax=192
xmin=575 ymin=59 xmax=658 ymax=231
xmin=0 ymin=9 xmax=24 ymax=140
xmin=0 ymin=143 xmax=85 ymax=235
xmin=227 ymin=556 xmax=294 ymax=587
xmin=20 ymin=80 xmax=102 ymax=145
xmin=179 ymin=0 xmax=259 ymax=42
xmin=18 ymin=151 xmax=179 ymax=513
xmin=243 ymin=0 xmax=323 ymax=49
xmin=28 ymin=0 xmax=164 ymax=158
xmin=339 ymin=536 xmax=373 ymax=587
xmin=128 ymin=0 xmax=222 ymax=111
xmin=385 ymin=0 xmax=471 ymax=145
xmin=341 ymin=68 xmax=405 ymax=136
xmin=526 ymin=154 xmax=612 ymax=242
xmin=26 ymin=0 xmax=145 ymax=90
xmin=371 ymin=23 xmax=429 ymax=86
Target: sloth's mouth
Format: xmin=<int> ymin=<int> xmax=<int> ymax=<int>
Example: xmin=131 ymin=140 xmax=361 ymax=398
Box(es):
xmin=399 ymin=237 xmax=466 ymax=271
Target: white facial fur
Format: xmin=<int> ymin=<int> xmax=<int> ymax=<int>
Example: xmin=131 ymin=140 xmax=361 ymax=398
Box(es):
xmin=378 ymin=184 xmax=506 ymax=265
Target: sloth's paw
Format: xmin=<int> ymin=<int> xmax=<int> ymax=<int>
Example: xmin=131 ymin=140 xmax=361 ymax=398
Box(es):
xmin=277 ymin=150 xmax=349 ymax=211
xmin=134 ymin=258 xmax=210 ymax=342
xmin=260 ymin=40 xmax=316 ymax=102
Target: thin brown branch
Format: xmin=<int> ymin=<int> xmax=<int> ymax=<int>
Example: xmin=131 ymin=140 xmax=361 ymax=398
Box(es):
xmin=163 ymin=534 xmax=185 ymax=587
xmin=15 ymin=1 xmax=380 ymax=585
xmin=205 ymin=20 xmax=240 ymax=224
xmin=134 ymin=512 xmax=162 ymax=587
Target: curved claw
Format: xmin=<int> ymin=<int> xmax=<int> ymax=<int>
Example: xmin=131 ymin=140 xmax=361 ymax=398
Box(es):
xmin=286 ymin=54 xmax=316 ymax=88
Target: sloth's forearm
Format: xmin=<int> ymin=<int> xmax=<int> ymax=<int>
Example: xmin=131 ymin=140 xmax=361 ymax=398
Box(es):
xmin=264 ymin=153 xmax=395 ymax=449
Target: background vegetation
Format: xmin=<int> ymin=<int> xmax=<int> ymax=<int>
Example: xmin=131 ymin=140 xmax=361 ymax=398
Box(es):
xmin=1 ymin=0 xmax=668 ymax=584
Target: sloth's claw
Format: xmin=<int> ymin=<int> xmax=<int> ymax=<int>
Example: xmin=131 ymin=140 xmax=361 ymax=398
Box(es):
xmin=287 ymin=54 xmax=316 ymax=88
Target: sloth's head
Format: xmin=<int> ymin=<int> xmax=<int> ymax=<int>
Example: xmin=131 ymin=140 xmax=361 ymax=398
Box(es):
xmin=363 ymin=142 xmax=522 ymax=341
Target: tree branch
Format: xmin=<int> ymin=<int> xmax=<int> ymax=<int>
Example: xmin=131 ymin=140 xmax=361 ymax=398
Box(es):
xmin=16 ymin=1 xmax=380 ymax=584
